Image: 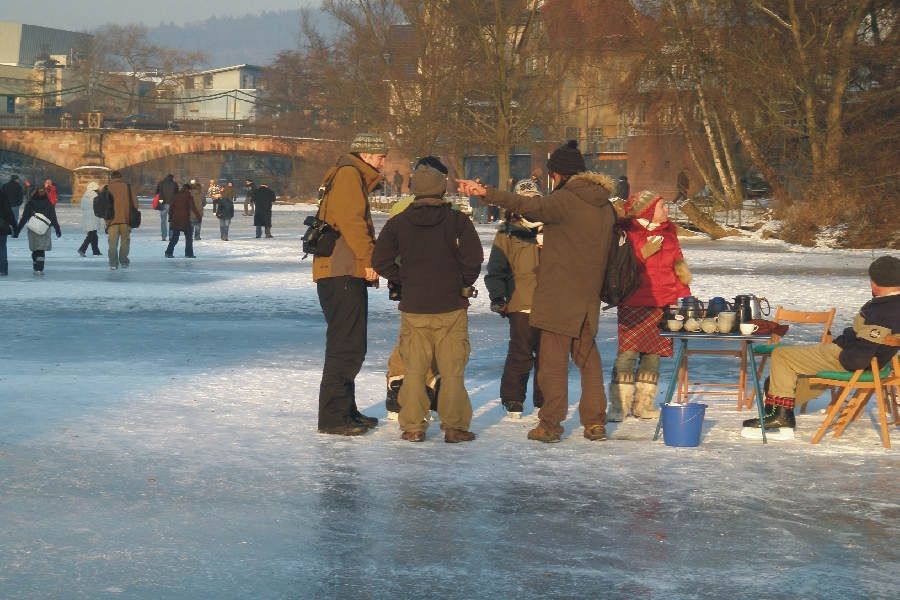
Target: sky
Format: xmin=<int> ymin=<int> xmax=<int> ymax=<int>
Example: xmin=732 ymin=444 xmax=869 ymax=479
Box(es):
xmin=0 ymin=0 xmax=319 ymax=32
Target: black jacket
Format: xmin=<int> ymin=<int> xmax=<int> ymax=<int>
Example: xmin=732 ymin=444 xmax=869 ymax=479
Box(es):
xmin=372 ymin=200 xmax=483 ymax=314
xmin=253 ymin=186 xmax=276 ymax=227
xmin=614 ymin=180 xmax=630 ymax=200
xmin=0 ymin=192 xmax=15 ymax=235
xmin=1 ymin=180 xmax=24 ymax=207
xmin=156 ymin=176 xmax=178 ymax=205
xmin=217 ymin=198 xmax=235 ymax=219
xmin=16 ymin=193 xmax=61 ymax=237
xmin=834 ymin=293 xmax=900 ymax=371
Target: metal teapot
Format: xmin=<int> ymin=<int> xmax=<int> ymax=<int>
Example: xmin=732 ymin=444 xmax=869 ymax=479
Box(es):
xmin=706 ymin=297 xmax=733 ymax=318
xmin=679 ymin=296 xmax=706 ymax=319
xmin=734 ymin=294 xmax=771 ymax=323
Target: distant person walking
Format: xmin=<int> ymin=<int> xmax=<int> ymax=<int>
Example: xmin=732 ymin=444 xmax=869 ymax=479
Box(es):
xmin=674 ymin=167 xmax=690 ymax=204
xmin=220 ymin=182 xmax=237 ymax=220
xmin=189 ymin=182 xmax=206 ymax=240
xmin=392 ymin=170 xmax=403 ymax=197
xmin=165 ymin=184 xmax=201 ymax=258
xmin=0 ymin=183 xmax=16 ymax=276
xmin=77 ymin=182 xmax=104 ymax=257
xmin=105 ymin=171 xmax=139 ymax=270
xmin=44 ymin=179 xmax=58 ymax=206
xmin=253 ymin=183 xmax=276 ymax=238
xmin=1 ymin=175 xmax=24 ymax=222
xmin=614 ymin=175 xmax=629 ymax=200
xmin=469 ymin=176 xmax=486 ymax=224
xmin=155 ymin=173 xmax=178 ymax=241
xmin=216 ymin=190 xmax=235 ymax=240
xmin=243 ymin=179 xmax=255 ymax=216
xmin=14 ymin=187 xmax=61 ymax=275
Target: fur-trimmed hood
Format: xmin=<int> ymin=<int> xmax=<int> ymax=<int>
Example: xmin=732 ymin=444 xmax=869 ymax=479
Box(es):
xmin=569 ymin=171 xmax=614 ymax=193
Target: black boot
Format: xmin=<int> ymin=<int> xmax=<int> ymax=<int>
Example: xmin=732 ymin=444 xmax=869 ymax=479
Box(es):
xmin=743 ymin=406 xmax=796 ymax=429
xmin=385 ymin=378 xmax=403 ymax=414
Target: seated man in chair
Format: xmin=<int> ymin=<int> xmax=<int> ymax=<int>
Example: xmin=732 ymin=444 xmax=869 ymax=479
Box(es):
xmin=744 ymin=256 xmax=900 ymax=431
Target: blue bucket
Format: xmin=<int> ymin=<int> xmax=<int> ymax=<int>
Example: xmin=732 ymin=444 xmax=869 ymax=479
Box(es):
xmin=661 ymin=403 xmax=707 ymax=447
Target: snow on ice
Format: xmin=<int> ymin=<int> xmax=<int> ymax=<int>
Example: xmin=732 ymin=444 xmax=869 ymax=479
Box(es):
xmin=1 ymin=202 xmax=899 ymax=599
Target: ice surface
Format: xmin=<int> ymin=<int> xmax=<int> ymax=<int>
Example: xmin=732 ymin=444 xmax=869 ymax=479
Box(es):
xmin=2 ymin=203 xmax=899 ymax=599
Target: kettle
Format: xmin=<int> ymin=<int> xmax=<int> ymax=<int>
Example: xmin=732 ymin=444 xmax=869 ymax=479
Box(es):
xmin=706 ymin=297 xmax=732 ymax=318
xmin=734 ymin=294 xmax=771 ymax=323
xmin=679 ymin=296 xmax=706 ymax=319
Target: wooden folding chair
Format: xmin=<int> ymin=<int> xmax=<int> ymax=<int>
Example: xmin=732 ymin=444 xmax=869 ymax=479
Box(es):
xmin=808 ymin=335 xmax=900 ymax=448
xmin=752 ymin=307 xmax=836 ymax=412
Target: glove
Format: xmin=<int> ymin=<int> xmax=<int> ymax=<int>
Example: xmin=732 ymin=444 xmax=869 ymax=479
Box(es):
xmin=640 ymin=236 xmax=662 ymax=259
xmin=490 ymin=298 xmax=509 ymax=318
xmin=56 ymin=233 xmax=62 ymax=239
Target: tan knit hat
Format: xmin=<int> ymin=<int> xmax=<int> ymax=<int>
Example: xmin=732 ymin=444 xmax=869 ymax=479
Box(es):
xmin=410 ymin=165 xmax=446 ymax=198
xmin=349 ymin=132 xmax=388 ymax=154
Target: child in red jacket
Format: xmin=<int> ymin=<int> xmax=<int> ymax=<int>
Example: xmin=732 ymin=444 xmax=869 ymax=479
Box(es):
xmin=609 ymin=191 xmax=693 ymax=421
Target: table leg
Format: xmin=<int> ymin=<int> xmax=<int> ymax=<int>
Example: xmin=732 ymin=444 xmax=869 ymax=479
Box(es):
xmin=737 ymin=341 xmax=748 ymax=410
xmin=746 ymin=342 xmax=767 ymax=444
xmin=653 ymin=338 xmax=688 ymax=442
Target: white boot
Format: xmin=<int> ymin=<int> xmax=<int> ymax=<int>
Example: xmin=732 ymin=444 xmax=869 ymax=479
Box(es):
xmin=607 ymin=375 xmax=635 ymax=422
xmin=632 ymin=372 xmax=660 ymax=419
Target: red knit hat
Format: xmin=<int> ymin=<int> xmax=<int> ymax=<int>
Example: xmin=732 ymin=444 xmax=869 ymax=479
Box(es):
xmin=624 ymin=190 xmax=664 ymax=219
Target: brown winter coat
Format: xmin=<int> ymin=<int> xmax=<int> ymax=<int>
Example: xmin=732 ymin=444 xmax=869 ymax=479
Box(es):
xmin=168 ymin=190 xmax=201 ymax=231
xmin=484 ymin=221 xmax=540 ymax=313
xmin=483 ymin=172 xmax=615 ymax=338
xmin=312 ymin=154 xmax=384 ymax=281
xmin=106 ymin=181 xmax=139 ymax=227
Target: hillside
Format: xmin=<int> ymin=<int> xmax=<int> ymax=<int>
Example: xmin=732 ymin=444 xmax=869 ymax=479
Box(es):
xmin=146 ymin=10 xmax=306 ymax=69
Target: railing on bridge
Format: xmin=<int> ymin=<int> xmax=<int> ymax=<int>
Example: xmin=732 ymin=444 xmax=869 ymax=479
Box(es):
xmin=0 ymin=114 xmax=289 ymax=137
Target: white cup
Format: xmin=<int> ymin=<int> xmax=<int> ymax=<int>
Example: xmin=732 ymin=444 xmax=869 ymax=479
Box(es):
xmin=684 ymin=318 xmax=701 ymax=332
xmin=740 ymin=323 xmax=759 ymax=335
xmin=700 ymin=319 xmax=718 ymax=333
xmin=717 ymin=311 xmax=736 ymax=333
xmin=667 ymin=319 xmax=683 ymax=332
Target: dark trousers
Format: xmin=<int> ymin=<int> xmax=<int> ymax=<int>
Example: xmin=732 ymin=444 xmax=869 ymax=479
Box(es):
xmin=0 ymin=234 xmax=7 ymax=274
xmin=500 ymin=311 xmax=544 ymax=407
xmin=317 ymin=276 xmax=368 ymax=428
xmin=79 ymin=230 xmax=101 ymax=255
xmin=165 ymin=230 xmax=194 ymax=257
xmin=673 ymin=190 xmax=688 ymax=203
xmin=536 ymin=318 xmax=607 ymax=435
xmin=31 ymin=250 xmax=45 ymax=272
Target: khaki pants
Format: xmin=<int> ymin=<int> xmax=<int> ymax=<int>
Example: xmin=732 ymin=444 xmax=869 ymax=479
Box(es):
xmin=107 ymin=224 xmax=131 ymax=268
xmin=536 ymin=319 xmax=607 ymax=435
xmin=770 ymin=343 xmax=845 ymax=403
xmin=387 ymin=338 xmax=437 ymax=383
xmin=398 ymin=310 xmax=472 ymax=433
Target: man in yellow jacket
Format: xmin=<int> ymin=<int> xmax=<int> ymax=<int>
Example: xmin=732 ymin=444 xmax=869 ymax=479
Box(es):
xmin=313 ymin=132 xmax=386 ymax=435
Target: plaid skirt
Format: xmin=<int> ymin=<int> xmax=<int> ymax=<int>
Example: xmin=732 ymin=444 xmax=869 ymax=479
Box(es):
xmin=617 ymin=306 xmax=673 ymax=357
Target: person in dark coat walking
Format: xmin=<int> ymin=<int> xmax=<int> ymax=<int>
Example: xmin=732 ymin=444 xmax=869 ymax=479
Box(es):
xmin=614 ymin=175 xmax=630 ymax=200
xmin=253 ymin=184 xmax=276 ymax=238
xmin=155 ymin=174 xmax=178 ymax=241
xmin=165 ymin=184 xmax=201 ymax=258
xmin=458 ymin=140 xmax=616 ymax=443
xmin=1 ymin=175 xmax=24 ymax=222
xmin=14 ymin=187 xmax=62 ymax=275
xmin=0 ymin=185 xmax=16 ymax=276
xmin=674 ymin=167 xmax=690 ymax=203
xmin=216 ymin=192 xmax=235 ymax=240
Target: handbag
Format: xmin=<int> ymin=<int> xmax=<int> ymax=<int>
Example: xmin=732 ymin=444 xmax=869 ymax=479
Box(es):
xmin=25 ymin=212 xmax=51 ymax=235
xmin=152 ymin=193 xmax=160 ymax=210
xmin=130 ymin=205 xmax=142 ymax=228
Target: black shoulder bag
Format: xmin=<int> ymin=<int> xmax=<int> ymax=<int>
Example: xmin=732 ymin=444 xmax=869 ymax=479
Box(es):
xmin=302 ymin=166 xmax=364 ymax=259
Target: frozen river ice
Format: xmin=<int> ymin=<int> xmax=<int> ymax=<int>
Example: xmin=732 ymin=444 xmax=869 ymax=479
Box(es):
xmin=1 ymin=202 xmax=899 ymax=599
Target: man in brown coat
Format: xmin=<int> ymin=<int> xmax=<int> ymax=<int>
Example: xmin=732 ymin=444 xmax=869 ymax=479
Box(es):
xmin=459 ymin=140 xmax=616 ymax=442
xmin=313 ymin=132 xmax=385 ymax=436
xmin=165 ymin=183 xmax=202 ymax=258
xmin=105 ymin=171 xmax=139 ymax=270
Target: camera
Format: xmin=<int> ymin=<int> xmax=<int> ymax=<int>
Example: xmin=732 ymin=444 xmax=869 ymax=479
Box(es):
xmin=388 ymin=281 xmax=402 ymax=301
xmin=461 ymin=286 xmax=478 ymax=298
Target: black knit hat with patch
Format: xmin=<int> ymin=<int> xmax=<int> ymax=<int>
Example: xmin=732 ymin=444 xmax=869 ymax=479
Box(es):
xmin=869 ymin=256 xmax=900 ymax=287
xmin=546 ymin=140 xmax=586 ymax=176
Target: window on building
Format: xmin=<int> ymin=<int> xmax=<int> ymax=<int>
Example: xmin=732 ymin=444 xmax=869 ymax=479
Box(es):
xmin=665 ymin=161 xmax=670 ymax=169
xmin=7 ymin=96 xmax=15 ymax=114
xmin=565 ymin=127 xmax=582 ymax=141
xmin=189 ymin=103 xmax=200 ymax=113
xmin=204 ymin=75 xmax=213 ymax=89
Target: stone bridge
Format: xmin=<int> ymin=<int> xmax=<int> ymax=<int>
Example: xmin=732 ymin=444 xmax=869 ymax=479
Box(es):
xmin=0 ymin=127 xmax=343 ymax=198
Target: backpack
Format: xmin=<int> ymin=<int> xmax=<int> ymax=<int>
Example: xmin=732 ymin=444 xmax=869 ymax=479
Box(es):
xmin=600 ymin=204 xmax=642 ymax=309
xmin=93 ymin=186 xmax=114 ymax=220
